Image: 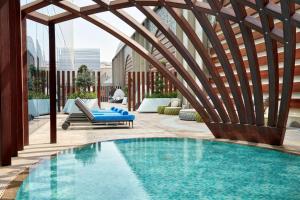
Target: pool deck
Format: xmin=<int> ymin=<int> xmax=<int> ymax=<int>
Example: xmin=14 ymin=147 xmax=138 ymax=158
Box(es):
xmin=1 ymin=102 xmax=300 ymax=199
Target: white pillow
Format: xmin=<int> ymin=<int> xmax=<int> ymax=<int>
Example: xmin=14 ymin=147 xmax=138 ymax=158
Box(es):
xmin=171 ymin=100 xmax=179 ymax=107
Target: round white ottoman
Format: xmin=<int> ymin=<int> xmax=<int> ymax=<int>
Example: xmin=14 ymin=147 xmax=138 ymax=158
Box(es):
xmin=179 ymin=109 xmax=196 ymax=121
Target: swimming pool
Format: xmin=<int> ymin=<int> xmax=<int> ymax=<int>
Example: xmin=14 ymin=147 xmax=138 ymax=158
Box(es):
xmin=16 ymin=138 xmax=300 ymax=199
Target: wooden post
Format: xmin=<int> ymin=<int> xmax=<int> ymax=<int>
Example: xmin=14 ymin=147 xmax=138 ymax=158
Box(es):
xmin=62 ymin=71 xmax=65 ymax=107
xmin=128 ymin=72 xmax=132 ymax=111
xmin=97 ymin=71 xmax=101 ymax=107
xmin=151 ymin=71 xmax=154 ymax=94
xmin=56 ymin=71 xmax=61 ymax=112
xmin=10 ymin=0 xmax=23 ymax=155
xmin=46 ymin=71 xmax=49 ymax=95
xmin=0 ymin=0 xmax=12 ymax=165
xmin=67 ymin=71 xmax=70 ymax=97
xmin=173 ymin=71 xmax=177 ymax=91
xmin=168 ymin=77 xmax=172 ymax=92
xmin=146 ymin=71 xmax=150 ymax=95
xmin=49 ymin=23 xmax=57 ymax=144
xmin=15 ymin=6 xmax=24 ymax=152
xmin=93 ymin=72 xmax=96 ymax=92
xmin=21 ymin=14 xmax=29 ymax=146
xmin=164 ymin=75 xmax=168 ymax=93
xmin=132 ymin=72 xmax=136 ymax=111
xmin=137 ymin=71 xmax=141 ymax=105
xmin=142 ymin=72 xmax=145 ymax=100
xmin=72 ymin=71 xmax=75 ymax=93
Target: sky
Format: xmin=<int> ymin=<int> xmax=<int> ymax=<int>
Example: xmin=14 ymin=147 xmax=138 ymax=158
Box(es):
xmin=71 ymin=0 xmax=147 ymax=62
xmin=22 ymin=0 xmax=147 ymax=63
xmin=73 ymin=8 xmax=146 ymax=62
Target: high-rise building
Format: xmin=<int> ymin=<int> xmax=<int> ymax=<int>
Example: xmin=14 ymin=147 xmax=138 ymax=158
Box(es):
xmin=74 ymin=48 xmax=101 ymax=71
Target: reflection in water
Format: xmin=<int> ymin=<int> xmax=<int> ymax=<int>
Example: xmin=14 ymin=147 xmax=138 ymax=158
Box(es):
xmin=74 ymin=143 xmax=101 ymax=165
xmin=16 ymin=138 xmax=300 ymax=200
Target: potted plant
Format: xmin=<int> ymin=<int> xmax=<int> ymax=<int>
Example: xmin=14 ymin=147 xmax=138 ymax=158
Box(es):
xmin=63 ymin=65 xmax=98 ymax=114
xmin=137 ymin=73 xmax=179 ymax=112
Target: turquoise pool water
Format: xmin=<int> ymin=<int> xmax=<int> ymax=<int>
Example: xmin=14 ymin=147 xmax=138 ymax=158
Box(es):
xmin=16 ymin=138 xmax=300 ymax=200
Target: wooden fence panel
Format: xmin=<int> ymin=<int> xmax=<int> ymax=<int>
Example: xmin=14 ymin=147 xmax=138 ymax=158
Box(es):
xmin=62 ymin=71 xmax=65 ymax=107
xmin=128 ymin=72 xmax=132 ymax=111
xmin=142 ymin=72 xmax=145 ymax=99
xmin=56 ymin=71 xmax=61 ymax=112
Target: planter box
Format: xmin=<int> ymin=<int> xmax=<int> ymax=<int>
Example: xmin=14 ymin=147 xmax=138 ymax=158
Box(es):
xmin=28 ymin=99 xmax=50 ymax=117
xmin=137 ymin=98 xmax=172 ymax=113
xmin=63 ymin=99 xmax=100 ymax=114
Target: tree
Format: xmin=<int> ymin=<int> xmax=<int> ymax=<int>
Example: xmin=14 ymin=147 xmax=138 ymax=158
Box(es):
xmin=76 ymin=65 xmax=95 ymax=92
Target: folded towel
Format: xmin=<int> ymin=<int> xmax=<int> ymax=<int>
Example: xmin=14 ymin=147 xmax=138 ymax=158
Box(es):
xmin=122 ymin=111 xmax=129 ymax=115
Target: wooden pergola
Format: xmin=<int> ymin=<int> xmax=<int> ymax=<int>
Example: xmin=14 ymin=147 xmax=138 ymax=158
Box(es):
xmin=0 ymin=0 xmax=297 ymax=166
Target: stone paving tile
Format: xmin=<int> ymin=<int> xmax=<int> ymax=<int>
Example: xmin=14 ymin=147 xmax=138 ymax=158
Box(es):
xmin=0 ymin=102 xmax=300 ymax=198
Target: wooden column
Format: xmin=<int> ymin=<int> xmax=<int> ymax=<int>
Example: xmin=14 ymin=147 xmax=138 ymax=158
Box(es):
xmin=128 ymin=72 xmax=132 ymax=111
xmin=67 ymin=71 xmax=70 ymax=97
xmin=164 ymin=75 xmax=168 ymax=93
xmin=168 ymin=79 xmax=172 ymax=92
xmin=151 ymin=72 xmax=154 ymax=94
xmin=146 ymin=71 xmax=150 ymax=95
xmin=137 ymin=71 xmax=141 ymax=105
xmin=92 ymin=72 xmax=96 ymax=92
xmin=9 ymin=0 xmax=23 ymax=155
xmin=22 ymin=15 xmax=29 ymax=146
xmin=97 ymin=72 xmax=101 ymax=107
xmin=142 ymin=72 xmax=145 ymax=99
xmin=0 ymin=0 xmax=12 ymax=165
xmin=72 ymin=71 xmax=75 ymax=93
xmin=49 ymin=23 xmax=56 ymax=144
xmin=173 ymin=71 xmax=177 ymax=91
xmin=132 ymin=72 xmax=136 ymax=111
xmin=46 ymin=71 xmax=49 ymax=95
xmin=56 ymin=71 xmax=61 ymax=112
xmin=61 ymin=71 xmax=65 ymax=107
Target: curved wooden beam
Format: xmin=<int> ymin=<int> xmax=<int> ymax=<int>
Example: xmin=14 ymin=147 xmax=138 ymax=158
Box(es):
xmin=21 ymin=0 xmax=50 ymax=14
xmin=53 ymin=0 xmax=212 ymax=123
xmin=135 ymin=5 xmax=229 ymax=122
xmin=277 ymin=1 xmax=296 ymax=128
xmin=256 ymin=0 xmax=279 ymax=127
xmin=185 ymin=0 xmax=247 ymax=124
xmin=112 ymin=9 xmax=224 ymax=122
xmin=19 ymin=0 xmax=298 ymax=145
xmin=164 ymin=6 xmax=238 ymax=124
xmin=207 ymin=0 xmax=255 ymax=124
xmin=230 ymin=0 xmax=264 ymax=126
xmin=19 ymin=0 xmax=284 ymax=43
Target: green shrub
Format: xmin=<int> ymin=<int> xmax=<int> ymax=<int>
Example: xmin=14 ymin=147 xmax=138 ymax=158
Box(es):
xmin=68 ymin=92 xmax=97 ymax=99
xmin=195 ymin=113 xmax=203 ymax=123
xmin=28 ymin=91 xmax=49 ymax=99
xmin=145 ymin=92 xmax=178 ymax=98
xmin=164 ymin=107 xmax=181 ymax=115
xmin=157 ymin=106 xmax=167 ymax=114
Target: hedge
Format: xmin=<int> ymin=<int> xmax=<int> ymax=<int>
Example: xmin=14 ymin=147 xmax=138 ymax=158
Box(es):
xmin=164 ymin=107 xmax=181 ymax=115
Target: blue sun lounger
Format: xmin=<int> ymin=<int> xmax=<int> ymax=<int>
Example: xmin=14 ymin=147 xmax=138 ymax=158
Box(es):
xmin=62 ymin=98 xmax=135 ymax=130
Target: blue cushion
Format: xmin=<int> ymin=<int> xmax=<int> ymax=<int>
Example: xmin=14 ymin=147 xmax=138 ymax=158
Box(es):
xmin=110 ymin=107 xmax=115 ymax=110
xmin=93 ymin=113 xmax=135 ymax=121
xmin=122 ymin=111 xmax=129 ymax=115
xmin=92 ymin=109 xmax=114 ymax=113
xmin=118 ymin=109 xmax=123 ymax=113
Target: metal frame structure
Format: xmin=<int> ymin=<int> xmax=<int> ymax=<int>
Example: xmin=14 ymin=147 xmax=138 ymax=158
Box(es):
xmin=0 ymin=0 xmax=297 ymax=165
